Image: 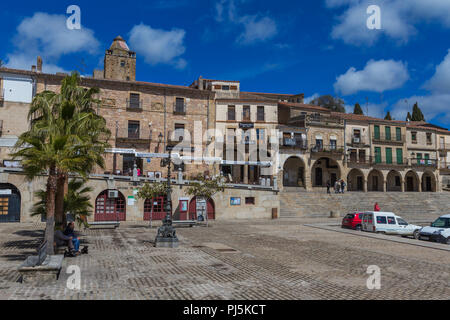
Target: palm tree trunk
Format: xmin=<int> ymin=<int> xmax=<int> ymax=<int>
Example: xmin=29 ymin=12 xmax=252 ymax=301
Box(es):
xmin=55 ymin=173 xmax=68 ymax=228
xmin=45 ymin=167 xmax=57 ymax=255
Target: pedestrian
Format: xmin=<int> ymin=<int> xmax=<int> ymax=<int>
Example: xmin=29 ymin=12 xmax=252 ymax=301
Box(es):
xmin=334 ymin=180 xmax=340 ymax=193
xmin=341 ymin=179 xmax=346 ymax=194
xmin=374 ymin=202 xmax=380 ymax=212
xmin=326 ymin=181 xmax=331 ymax=194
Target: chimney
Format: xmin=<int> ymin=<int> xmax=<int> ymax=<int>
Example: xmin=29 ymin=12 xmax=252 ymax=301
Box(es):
xmin=31 ymin=65 xmax=37 ymax=72
xmin=37 ymin=56 xmax=42 ymax=73
xmin=198 ymin=76 xmax=204 ymax=90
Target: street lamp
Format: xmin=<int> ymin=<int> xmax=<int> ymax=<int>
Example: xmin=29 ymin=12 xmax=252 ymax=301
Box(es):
xmin=154 ymin=145 xmax=179 ymax=248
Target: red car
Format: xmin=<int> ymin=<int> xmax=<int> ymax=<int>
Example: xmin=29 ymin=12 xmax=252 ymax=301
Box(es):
xmin=341 ymin=212 xmax=363 ymax=230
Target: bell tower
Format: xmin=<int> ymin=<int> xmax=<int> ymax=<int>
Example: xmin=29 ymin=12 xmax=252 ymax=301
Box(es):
xmin=104 ymin=36 xmax=136 ymax=81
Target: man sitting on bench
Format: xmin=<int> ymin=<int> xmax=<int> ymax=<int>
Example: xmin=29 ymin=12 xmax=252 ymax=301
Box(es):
xmin=54 ymin=229 xmax=76 ymax=256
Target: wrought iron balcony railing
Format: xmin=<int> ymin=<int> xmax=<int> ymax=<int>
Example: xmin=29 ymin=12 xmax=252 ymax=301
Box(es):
xmin=310 ymin=144 xmax=345 ymax=154
xmin=372 ymin=133 xmax=405 ymax=143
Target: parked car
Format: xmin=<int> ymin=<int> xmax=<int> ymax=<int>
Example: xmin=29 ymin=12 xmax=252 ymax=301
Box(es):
xmin=341 ymin=212 xmax=363 ymax=230
xmin=361 ymin=211 xmax=421 ymax=238
xmin=418 ymin=214 xmax=450 ymax=244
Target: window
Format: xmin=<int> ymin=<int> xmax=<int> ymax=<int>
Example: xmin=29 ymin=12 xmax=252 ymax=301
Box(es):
xmin=330 ymin=139 xmax=337 ymax=150
xmin=431 ymin=218 xmax=450 ymax=228
xmin=120 ymin=60 xmax=125 ymax=67
xmin=396 ymin=148 xmax=403 ymax=164
xmin=411 ymin=131 xmax=417 ymax=143
xmin=123 ymin=155 xmax=136 ymax=174
xmin=374 ymin=147 xmax=382 ymax=163
xmin=129 ymin=93 xmax=140 ymax=109
xmin=245 ymin=197 xmax=255 ymax=205
xmin=175 ymin=98 xmax=185 ymax=113
xmin=222 ymin=85 xmax=230 ymax=91
xmin=397 ymin=218 xmax=408 ymax=226
xmin=386 ymin=148 xmax=393 ymax=164
xmin=315 ymin=139 xmax=323 ymax=149
xmin=376 ymin=216 xmax=387 ymax=224
xmin=257 ymin=106 xmax=265 ymax=121
xmin=385 ymin=126 xmax=391 ymax=141
xmin=256 ymin=129 xmax=265 ymax=141
xmin=387 ymin=216 xmax=396 ymax=225
xmin=243 ymin=105 xmax=251 ymax=121
xmin=0 ymin=198 xmax=8 ymax=215
xmin=227 ymin=106 xmax=236 ymax=121
xmin=374 ymin=125 xmax=380 ymax=140
xmin=396 ymin=127 xmax=402 ymax=141
xmin=395 ymin=176 xmax=401 ymax=187
xmin=426 ymin=133 xmax=432 ymax=144
xmin=128 ymin=121 xmax=140 ymax=139
xmin=353 ymin=129 xmax=361 ymax=140
xmin=174 ymin=123 xmax=185 ymax=142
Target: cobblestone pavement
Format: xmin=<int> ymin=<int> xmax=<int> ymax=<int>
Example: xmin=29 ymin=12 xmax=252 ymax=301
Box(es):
xmin=0 ymin=218 xmax=449 ymax=300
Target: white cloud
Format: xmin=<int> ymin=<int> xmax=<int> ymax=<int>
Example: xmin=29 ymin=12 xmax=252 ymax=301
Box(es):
xmin=6 ymin=12 xmax=99 ymax=73
xmin=128 ymin=23 xmax=187 ymax=69
xmin=214 ymin=0 xmax=278 ymax=44
xmin=423 ymin=49 xmax=450 ymax=94
xmin=304 ymin=93 xmax=320 ymax=104
xmin=334 ymin=59 xmax=409 ymax=95
xmin=326 ymin=0 xmax=450 ymax=46
xmin=237 ymin=15 xmax=278 ymax=44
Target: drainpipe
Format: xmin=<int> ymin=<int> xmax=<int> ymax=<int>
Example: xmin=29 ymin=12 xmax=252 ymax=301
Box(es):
xmin=343 ymin=119 xmax=347 ymax=163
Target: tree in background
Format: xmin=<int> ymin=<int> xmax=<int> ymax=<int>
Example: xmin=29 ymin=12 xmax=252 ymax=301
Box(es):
xmin=310 ymin=95 xmax=346 ymax=113
xmin=406 ymin=112 xmax=412 ymax=121
xmin=411 ymin=102 xmax=425 ymax=121
xmin=137 ymin=182 xmax=168 ymax=227
xmin=384 ymin=111 xmax=393 ymax=120
xmin=353 ymin=103 xmax=364 ymax=115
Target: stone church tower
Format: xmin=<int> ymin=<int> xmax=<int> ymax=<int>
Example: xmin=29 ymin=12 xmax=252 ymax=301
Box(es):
xmin=103 ymin=36 xmax=136 ymax=81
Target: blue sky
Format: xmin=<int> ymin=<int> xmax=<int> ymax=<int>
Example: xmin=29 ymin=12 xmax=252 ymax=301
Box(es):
xmin=1 ymin=0 xmax=450 ymax=127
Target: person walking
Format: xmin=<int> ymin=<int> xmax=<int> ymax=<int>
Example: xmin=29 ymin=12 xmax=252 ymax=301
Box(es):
xmin=341 ymin=179 xmax=346 ymax=194
xmin=326 ymin=181 xmax=331 ymax=194
xmin=374 ymin=202 xmax=380 ymax=212
xmin=334 ymin=180 xmax=340 ymax=194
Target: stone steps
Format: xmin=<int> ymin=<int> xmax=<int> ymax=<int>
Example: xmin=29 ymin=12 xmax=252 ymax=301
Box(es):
xmin=280 ymin=192 xmax=449 ymax=221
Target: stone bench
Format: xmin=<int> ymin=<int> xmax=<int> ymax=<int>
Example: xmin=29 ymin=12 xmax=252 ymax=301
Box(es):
xmin=85 ymin=221 xmax=120 ymax=230
xmin=172 ymin=220 xmax=197 ymax=228
xmin=18 ymin=241 xmax=64 ymax=283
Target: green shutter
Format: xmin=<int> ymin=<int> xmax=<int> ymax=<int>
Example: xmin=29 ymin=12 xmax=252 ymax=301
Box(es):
xmin=424 ymin=154 xmax=430 ymax=165
xmin=396 ymin=149 xmax=403 ymax=164
xmin=374 ymin=125 xmax=380 ymax=140
xmin=396 ymin=127 xmax=402 ymax=141
xmin=385 ymin=126 xmax=391 ymax=141
xmin=375 ymin=147 xmax=382 ymax=163
xmin=386 ymin=148 xmax=392 ymax=164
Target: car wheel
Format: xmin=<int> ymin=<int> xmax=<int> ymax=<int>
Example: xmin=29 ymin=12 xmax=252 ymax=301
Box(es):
xmin=413 ymin=230 xmax=420 ymax=240
xmin=355 ymin=225 xmax=361 ymax=231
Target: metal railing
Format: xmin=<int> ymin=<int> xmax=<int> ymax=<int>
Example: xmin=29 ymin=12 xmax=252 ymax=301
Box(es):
xmin=348 ymin=156 xmax=408 ymax=166
xmin=372 ymin=133 xmax=405 ymax=143
xmin=280 ymin=138 xmax=308 ymax=149
xmin=116 ymin=127 xmax=153 ymax=142
xmin=292 ymin=114 xmax=345 ymax=127
xmin=440 ymin=161 xmax=450 ymax=170
xmin=310 ymin=144 xmax=345 ymax=154
xmin=410 ymin=158 xmax=438 ymax=167
xmin=439 ymin=143 xmax=450 ymax=151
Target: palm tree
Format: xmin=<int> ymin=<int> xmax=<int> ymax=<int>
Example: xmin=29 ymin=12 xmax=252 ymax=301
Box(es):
xmin=31 ymin=179 xmax=93 ymax=228
xmin=12 ymin=73 xmax=110 ymax=254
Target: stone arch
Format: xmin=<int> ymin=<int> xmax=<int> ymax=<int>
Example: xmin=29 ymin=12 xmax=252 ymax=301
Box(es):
xmin=311 ymin=157 xmax=341 ymax=187
xmin=0 ymin=183 xmax=21 ymax=223
xmin=405 ymin=170 xmax=420 ymax=192
xmin=386 ymin=170 xmax=402 ymax=192
xmin=367 ymin=169 xmax=384 ymax=192
xmin=189 ymin=197 xmax=215 ymax=220
xmin=94 ymin=190 xmax=126 ymax=222
xmin=283 ymin=156 xmax=306 ymax=188
xmin=421 ymin=170 xmax=437 ymax=192
xmin=347 ymin=169 xmax=365 ymax=191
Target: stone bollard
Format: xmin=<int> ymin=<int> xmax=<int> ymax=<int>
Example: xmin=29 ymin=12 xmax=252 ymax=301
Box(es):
xmin=330 ymin=211 xmax=340 ymax=218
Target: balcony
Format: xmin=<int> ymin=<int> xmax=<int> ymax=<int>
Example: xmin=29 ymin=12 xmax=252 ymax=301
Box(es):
xmin=310 ymin=144 xmax=344 ymax=155
xmin=439 ymin=143 xmax=450 ymax=151
xmin=280 ymin=138 xmax=308 ymax=149
xmin=440 ymin=161 xmax=450 ymax=171
xmin=349 ymin=136 xmax=369 ymax=147
xmin=116 ymin=127 xmax=152 ymax=145
xmin=410 ymin=158 xmax=438 ymax=168
xmin=372 ymin=133 xmax=405 ymax=144
xmin=368 ymin=156 xmax=408 ymax=167
xmin=126 ymin=98 xmax=143 ymax=112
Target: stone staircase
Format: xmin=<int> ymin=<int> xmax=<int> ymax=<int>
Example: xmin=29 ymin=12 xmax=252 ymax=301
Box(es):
xmin=280 ymin=191 xmax=450 ymax=221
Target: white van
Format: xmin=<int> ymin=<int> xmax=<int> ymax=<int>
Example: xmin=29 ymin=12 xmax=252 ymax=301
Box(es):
xmin=361 ymin=211 xmax=421 ymax=237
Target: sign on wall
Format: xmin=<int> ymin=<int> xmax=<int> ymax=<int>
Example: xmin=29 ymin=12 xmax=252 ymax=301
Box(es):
xmin=230 ymin=197 xmax=241 ymax=206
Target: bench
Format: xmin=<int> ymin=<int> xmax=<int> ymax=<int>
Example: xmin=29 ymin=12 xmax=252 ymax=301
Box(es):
xmin=18 ymin=241 xmax=64 ymax=283
xmin=172 ymin=220 xmax=197 ymax=228
xmin=85 ymin=221 xmax=120 ymax=230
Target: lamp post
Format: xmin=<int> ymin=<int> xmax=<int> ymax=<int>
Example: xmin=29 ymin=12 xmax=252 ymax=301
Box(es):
xmin=154 ymin=145 xmax=179 ymax=248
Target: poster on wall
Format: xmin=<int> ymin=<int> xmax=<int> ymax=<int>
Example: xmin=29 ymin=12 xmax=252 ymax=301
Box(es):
xmin=230 ymin=197 xmax=241 ymax=206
